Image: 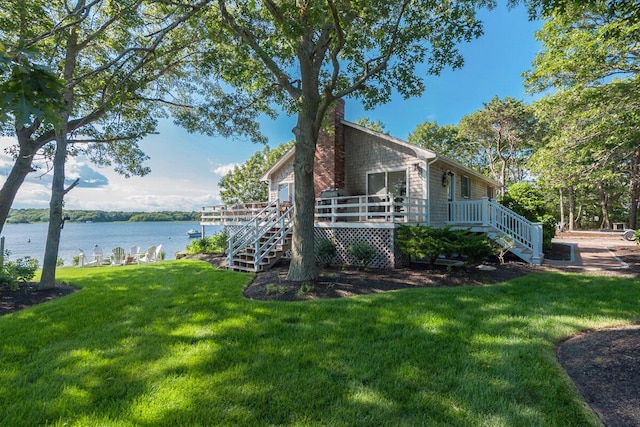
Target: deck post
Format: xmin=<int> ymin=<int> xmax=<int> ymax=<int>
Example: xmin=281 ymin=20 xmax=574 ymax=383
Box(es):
xmin=332 ymin=197 xmax=337 ymax=223
xmin=481 ymin=197 xmax=490 ymax=227
xmin=531 ymin=222 xmax=543 ymax=262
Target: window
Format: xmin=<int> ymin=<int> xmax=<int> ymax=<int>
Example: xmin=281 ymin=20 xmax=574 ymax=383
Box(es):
xmin=461 ymin=176 xmax=470 ymax=198
xmin=366 ymin=170 xmax=407 ymax=197
xmin=278 ymin=183 xmax=293 ymax=203
xmin=487 ymin=186 xmax=495 ymax=199
xmin=366 ymin=170 xmax=407 ymax=217
xmin=367 ymin=172 xmax=386 ymax=196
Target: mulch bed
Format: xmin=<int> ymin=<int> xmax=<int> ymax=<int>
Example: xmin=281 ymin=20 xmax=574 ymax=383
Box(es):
xmin=1 ymin=242 xmax=639 ymax=426
xmin=558 ymin=325 xmax=640 ymax=426
xmin=244 ymin=259 xmax=538 ymax=301
xmin=0 ymin=282 xmax=78 ymax=316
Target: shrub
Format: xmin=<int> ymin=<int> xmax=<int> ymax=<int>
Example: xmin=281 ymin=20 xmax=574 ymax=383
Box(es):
xmin=296 ymin=282 xmax=314 ymax=297
xmin=185 ymin=232 xmax=228 ymax=254
xmin=0 ymin=251 xmax=39 ymax=290
xmin=456 ymin=232 xmax=496 ymax=263
xmin=396 ymin=225 xmax=455 ymax=265
xmin=316 ymin=238 xmax=337 ymax=265
xmin=265 ymin=283 xmax=286 ymax=296
xmin=494 ymin=235 xmax=516 ymax=264
xmin=348 ymin=242 xmax=377 ymax=269
xmin=396 ymin=225 xmax=495 ymax=265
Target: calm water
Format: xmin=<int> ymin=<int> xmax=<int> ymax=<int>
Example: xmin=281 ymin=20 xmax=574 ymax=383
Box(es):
xmin=0 ymin=221 xmax=222 ymax=266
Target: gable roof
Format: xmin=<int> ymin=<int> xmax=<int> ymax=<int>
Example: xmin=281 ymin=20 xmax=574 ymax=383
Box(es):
xmin=262 ymin=119 xmax=501 ymax=187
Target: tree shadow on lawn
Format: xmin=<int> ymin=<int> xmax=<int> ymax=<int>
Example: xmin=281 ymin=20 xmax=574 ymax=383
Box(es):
xmin=0 ymin=260 xmax=638 ymax=425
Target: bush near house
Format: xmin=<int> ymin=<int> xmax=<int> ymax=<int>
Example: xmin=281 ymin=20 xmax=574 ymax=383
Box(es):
xmin=185 ymin=232 xmax=228 ymax=255
xmin=315 ymin=238 xmax=337 ymax=266
xmin=396 ymin=225 xmax=495 ymax=265
xmin=347 ymin=241 xmax=378 ymax=269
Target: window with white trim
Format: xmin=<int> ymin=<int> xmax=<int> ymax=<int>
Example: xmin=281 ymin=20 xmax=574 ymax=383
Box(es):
xmin=461 ymin=175 xmax=471 ymax=199
xmin=366 ymin=170 xmax=407 ymax=197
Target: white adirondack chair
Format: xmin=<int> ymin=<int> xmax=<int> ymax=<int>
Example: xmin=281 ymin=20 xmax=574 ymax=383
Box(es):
xmin=130 ymin=246 xmax=141 ymax=263
xmin=111 ymin=247 xmax=126 ymax=266
xmin=139 ymin=245 xmax=157 ymax=263
xmin=154 ymin=244 xmax=163 ymax=262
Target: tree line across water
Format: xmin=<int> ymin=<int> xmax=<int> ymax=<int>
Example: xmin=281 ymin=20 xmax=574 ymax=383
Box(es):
xmin=7 ymin=209 xmax=200 ymax=224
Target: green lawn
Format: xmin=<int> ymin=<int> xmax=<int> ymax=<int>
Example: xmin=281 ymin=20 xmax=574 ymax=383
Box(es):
xmin=1 ymin=260 xmax=637 ymax=426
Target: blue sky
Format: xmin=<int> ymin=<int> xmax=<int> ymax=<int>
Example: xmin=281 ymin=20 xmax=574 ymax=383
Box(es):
xmin=0 ymin=2 xmax=542 ymax=212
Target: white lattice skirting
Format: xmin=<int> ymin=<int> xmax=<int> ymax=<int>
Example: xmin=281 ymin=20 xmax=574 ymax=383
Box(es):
xmin=224 ymin=224 xmax=408 ymax=269
xmin=314 ymin=224 xmax=409 ymax=268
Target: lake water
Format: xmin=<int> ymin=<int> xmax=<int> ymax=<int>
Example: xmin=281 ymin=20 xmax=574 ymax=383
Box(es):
xmin=0 ymin=221 xmax=222 ymax=266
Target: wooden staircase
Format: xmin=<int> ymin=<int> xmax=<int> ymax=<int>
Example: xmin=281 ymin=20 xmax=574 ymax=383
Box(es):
xmin=227 ymin=202 xmax=294 ymax=272
xmin=485 ymin=228 xmax=541 ymax=265
xmin=448 ymin=198 xmax=544 ymax=265
xmin=229 ymin=229 xmax=292 ymax=272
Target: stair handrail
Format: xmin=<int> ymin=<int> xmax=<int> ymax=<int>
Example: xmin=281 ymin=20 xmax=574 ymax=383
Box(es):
xmin=227 ymin=201 xmax=280 ymax=267
xmin=488 ymin=199 xmax=543 ymax=261
xmin=254 ymin=204 xmax=295 ymax=268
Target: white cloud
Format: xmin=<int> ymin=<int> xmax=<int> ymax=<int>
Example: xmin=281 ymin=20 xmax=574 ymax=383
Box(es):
xmin=62 ymin=170 xmax=222 ymax=212
xmin=11 ymin=182 xmax=52 ymax=208
xmin=65 ymin=157 xmax=109 ymax=188
xmin=212 ymin=162 xmax=239 ymax=176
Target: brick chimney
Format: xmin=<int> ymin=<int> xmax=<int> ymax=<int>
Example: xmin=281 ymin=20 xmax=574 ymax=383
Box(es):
xmin=314 ymin=99 xmax=345 ymax=198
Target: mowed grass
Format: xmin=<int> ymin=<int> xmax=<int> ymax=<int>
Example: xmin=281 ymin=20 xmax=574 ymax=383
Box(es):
xmin=1 ymin=260 xmax=638 ymax=426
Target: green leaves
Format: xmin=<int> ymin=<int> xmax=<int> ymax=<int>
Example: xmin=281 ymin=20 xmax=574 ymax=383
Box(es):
xmin=524 ymin=1 xmax=640 ymax=92
xmin=396 ymin=225 xmax=495 ymax=265
xmin=0 ymin=45 xmax=65 ymax=129
xmin=458 ymin=96 xmax=538 ymax=187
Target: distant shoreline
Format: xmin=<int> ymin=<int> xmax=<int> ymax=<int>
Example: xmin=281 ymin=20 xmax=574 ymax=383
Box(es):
xmin=7 ymin=219 xmax=200 ymax=224
xmin=7 ymin=208 xmax=201 ymax=224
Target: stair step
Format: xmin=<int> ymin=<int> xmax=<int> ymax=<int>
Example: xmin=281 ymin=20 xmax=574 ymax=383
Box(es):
xmin=228 ymin=218 xmax=292 ymax=272
xmin=229 ymin=265 xmax=258 ymax=272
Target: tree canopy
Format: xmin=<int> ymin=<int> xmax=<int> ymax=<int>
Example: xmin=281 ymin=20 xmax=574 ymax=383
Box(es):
xmin=407 ymin=121 xmax=486 ymax=171
xmin=0 ymin=0 xmax=275 ymax=288
xmin=523 ymin=0 xmax=640 ymax=229
xmin=458 ymin=96 xmax=537 ymax=192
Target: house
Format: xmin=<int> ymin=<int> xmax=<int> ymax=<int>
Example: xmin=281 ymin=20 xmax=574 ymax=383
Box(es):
xmin=201 ymin=100 xmax=543 ymax=271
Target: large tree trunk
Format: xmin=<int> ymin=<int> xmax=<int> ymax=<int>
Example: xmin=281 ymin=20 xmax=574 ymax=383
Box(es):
xmin=598 ymin=182 xmax=611 ymax=230
xmin=559 ymin=187 xmax=565 ymax=230
xmin=39 ymin=131 xmax=67 ymax=290
xmin=0 ymin=136 xmax=38 ymax=235
xmin=629 ymin=148 xmax=640 ymax=230
xmin=287 ymin=105 xmax=319 ymax=281
xmin=568 ymin=185 xmax=575 ymax=231
xmin=39 ymin=16 xmax=79 ymax=290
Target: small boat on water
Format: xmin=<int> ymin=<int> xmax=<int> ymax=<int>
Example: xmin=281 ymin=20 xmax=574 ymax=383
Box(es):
xmin=186 ymin=229 xmax=202 ymax=238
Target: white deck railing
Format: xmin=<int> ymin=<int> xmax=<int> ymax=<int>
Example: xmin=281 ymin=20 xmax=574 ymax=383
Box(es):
xmin=202 ymin=196 xmax=428 ymax=225
xmin=315 ymin=195 xmax=428 ymax=223
xmin=448 ymin=197 xmax=543 ymax=263
xmin=201 ymin=202 xmax=270 ymax=224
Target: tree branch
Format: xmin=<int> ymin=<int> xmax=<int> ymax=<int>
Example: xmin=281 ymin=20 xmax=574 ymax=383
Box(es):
xmin=63 ymin=178 xmax=80 ymax=195
xmin=333 ymin=0 xmax=411 ymax=100
xmin=217 ymin=0 xmax=299 ymax=97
